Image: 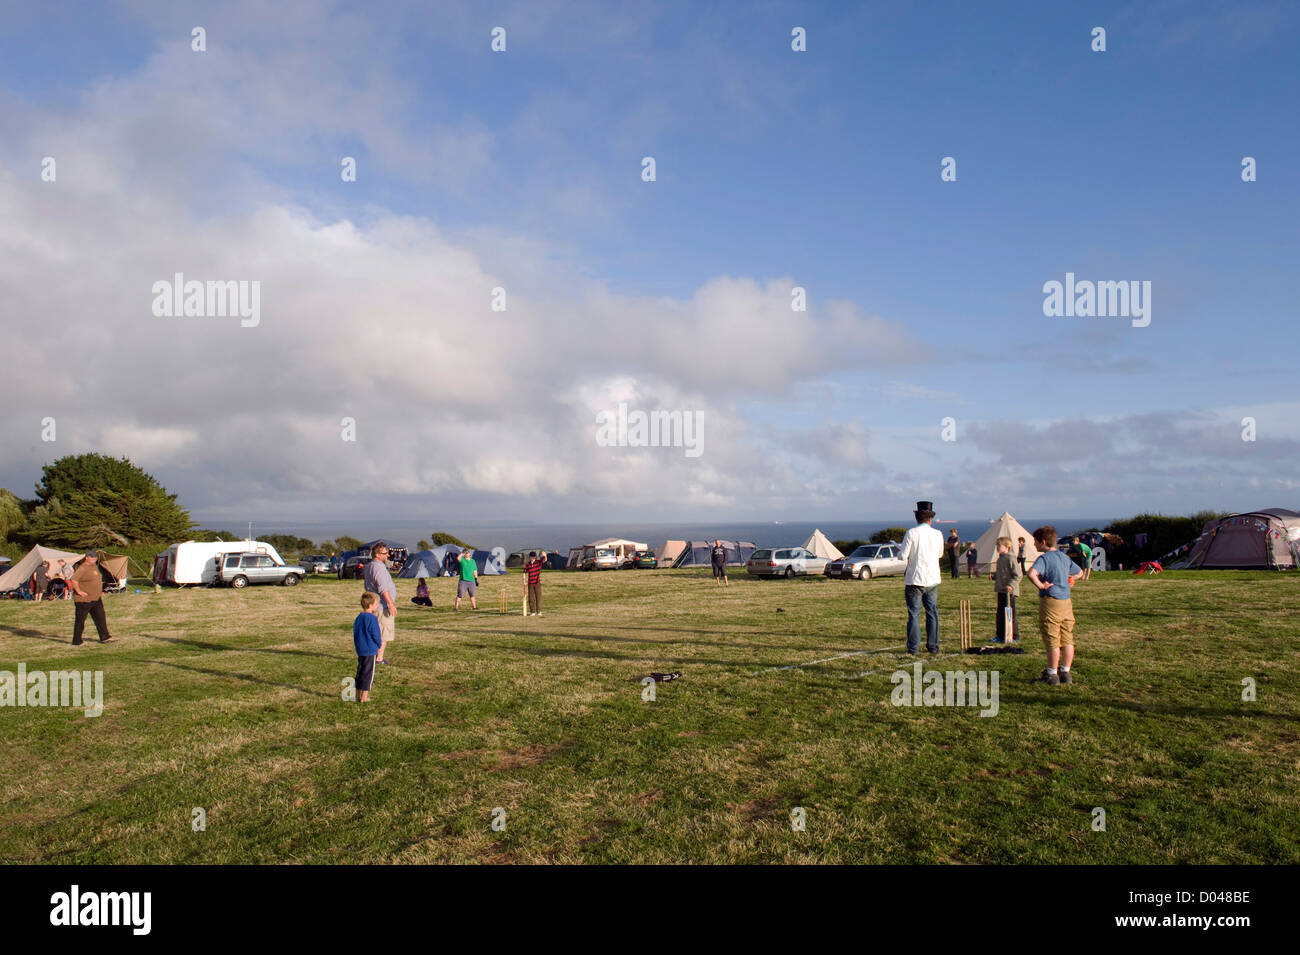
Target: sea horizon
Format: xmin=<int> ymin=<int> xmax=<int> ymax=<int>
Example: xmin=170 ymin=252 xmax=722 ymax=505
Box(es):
xmin=194 ymin=517 xmax=1117 ymax=555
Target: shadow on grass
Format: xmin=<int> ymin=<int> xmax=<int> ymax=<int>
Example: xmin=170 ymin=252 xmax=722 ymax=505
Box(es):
xmin=141 ymin=658 xmax=336 ymax=698
xmin=0 ymin=623 xmax=67 ymax=644
xmin=462 ymin=625 xmax=866 ymax=654
xmin=136 ymin=632 xmax=351 ymax=661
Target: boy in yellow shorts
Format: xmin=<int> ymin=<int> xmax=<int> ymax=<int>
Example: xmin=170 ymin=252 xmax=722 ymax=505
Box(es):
xmin=1025 ymin=525 xmax=1084 ymax=685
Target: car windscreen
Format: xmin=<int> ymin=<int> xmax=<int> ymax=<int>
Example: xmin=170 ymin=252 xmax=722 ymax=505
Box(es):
xmin=851 ymin=546 xmax=878 ymax=559
xmin=751 ymin=549 xmax=771 ymax=560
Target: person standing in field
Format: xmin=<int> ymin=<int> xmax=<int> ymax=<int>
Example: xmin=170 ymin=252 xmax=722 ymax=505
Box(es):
xmin=991 ymin=536 xmax=1022 ymax=642
xmin=965 ymin=544 xmax=978 ymax=578
xmin=1017 ymin=537 xmax=1028 ymax=574
xmin=947 ymin=528 xmax=961 ymax=579
xmin=711 ymin=539 xmax=728 ymax=586
xmin=454 ymin=548 xmax=479 ymax=611
xmin=353 ymin=592 xmax=382 ymax=702
xmin=1026 ymin=526 xmax=1084 ymax=685
xmin=524 ymin=551 xmax=544 ymax=615
xmin=899 ymin=501 xmax=944 ymax=655
xmin=69 ymin=553 xmax=114 ymax=645
xmin=32 ymin=560 xmax=50 ymax=602
xmin=362 ymin=543 xmax=397 ymax=665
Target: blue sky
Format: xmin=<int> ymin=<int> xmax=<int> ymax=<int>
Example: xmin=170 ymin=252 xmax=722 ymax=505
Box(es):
xmin=1 ymin=0 xmax=1297 ymax=524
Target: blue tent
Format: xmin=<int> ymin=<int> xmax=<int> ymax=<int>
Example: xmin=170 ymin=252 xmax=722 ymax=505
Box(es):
xmin=398 ymin=544 xmax=506 ymax=577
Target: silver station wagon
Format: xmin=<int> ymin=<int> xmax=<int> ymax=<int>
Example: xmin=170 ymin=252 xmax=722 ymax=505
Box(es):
xmin=217 ymin=552 xmax=306 ymax=588
xmin=823 ymin=543 xmax=906 ymax=580
xmin=745 ymin=547 xmax=830 ymax=578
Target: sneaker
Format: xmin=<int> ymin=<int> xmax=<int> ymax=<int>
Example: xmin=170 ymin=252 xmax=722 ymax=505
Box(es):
xmin=1058 ymin=669 xmax=1073 ymax=684
xmin=99 ymin=637 xmax=115 ymax=643
xmin=1041 ymin=668 xmax=1060 ymax=685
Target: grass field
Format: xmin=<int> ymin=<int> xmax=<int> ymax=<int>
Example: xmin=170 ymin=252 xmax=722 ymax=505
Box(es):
xmin=2 ymin=567 xmax=1298 ymax=864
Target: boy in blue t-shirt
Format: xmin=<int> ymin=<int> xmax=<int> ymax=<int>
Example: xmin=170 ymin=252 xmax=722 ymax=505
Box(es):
xmin=353 ymin=592 xmax=383 ymax=702
xmin=1026 ymin=526 xmax=1084 ymax=686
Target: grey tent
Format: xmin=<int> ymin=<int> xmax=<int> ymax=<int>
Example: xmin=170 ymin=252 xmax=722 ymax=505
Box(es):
xmin=1181 ymin=508 xmax=1300 ymax=569
xmin=672 ymin=540 xmax=755 ymax=567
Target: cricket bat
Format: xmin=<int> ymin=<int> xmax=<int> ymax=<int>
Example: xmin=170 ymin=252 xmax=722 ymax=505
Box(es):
xmin=1004 ymin=605 xmax=1014 ymax=641
xmin=522 ymin=581 xmax=528 ymax=616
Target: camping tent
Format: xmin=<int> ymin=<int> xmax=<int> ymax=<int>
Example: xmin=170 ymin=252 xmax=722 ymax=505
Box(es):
xmin=399 ymin=545 xmax=506 ymax=577
xmin=397 ymin=549 xmax=441 ymax=579
xmin=565 ymin=547 xmax=585 ymax=570
xmin=802 ymin=529 xmax=844 ymax=561
xmin=506 ymin=548 xmax=552 ymax=569
xmin=672 ymin=540 xmax=756 ymax=567
xmin=97 ymin=554 xmax=130 ymax=592
xmin=0 ymin=545 xmax=86 ymax=594
xmin=959 ymin=513 xmax=1041 ymax=575
xmin=153 ymin=540 xmax=286 ymax=585
xmin=657 ymin=540 xmax=686 ymax=566
xmin=1181 ymin=508 xmax=1300 ymax=569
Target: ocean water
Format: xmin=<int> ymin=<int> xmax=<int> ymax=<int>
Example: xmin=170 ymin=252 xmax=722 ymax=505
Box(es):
xmin=227 ymin=518 xmax=1110 ymax=555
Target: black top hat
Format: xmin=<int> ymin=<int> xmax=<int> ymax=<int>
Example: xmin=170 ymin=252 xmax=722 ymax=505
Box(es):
xmin=915 ymin=501 xmax=934 ymax=513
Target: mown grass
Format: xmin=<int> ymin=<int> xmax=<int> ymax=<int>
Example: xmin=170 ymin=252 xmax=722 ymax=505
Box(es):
xmin=1 ymin=568 xmax=1297 ymax=864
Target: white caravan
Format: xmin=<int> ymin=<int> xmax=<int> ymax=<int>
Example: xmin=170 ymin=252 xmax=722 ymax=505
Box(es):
xmin=152 ymin=540 xmax=286 ymax=586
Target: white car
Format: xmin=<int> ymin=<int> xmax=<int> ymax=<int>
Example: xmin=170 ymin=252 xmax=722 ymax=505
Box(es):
xmin=746 ymin=547 xmax=830 ymax=578
xmin=824 ymin=543 xmax=907 ymax=580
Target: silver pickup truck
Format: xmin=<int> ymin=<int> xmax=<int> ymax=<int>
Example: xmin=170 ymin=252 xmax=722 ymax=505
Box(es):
xmin=217 ymin=552 xmax=306 ymax=588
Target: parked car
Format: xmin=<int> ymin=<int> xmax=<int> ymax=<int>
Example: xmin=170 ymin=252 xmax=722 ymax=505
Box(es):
xmin=746 ymin=547 xmax=829 ymax=578
xmin=337 ymin=555 xmax=369 ymax=580
xmin=824 ymin=543 xmax=906 ymax=580
xmin=299 ymin=554 xmax=332 ymax=574
xmin=217 ymin=553 xmax=305 ymax=588
xmin=630 ymin=551 xmax=658 ymax=569
xmin=581 ymin=548 xmax=619 ymax=571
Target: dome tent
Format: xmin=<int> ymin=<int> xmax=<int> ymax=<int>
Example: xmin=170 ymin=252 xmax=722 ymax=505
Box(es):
xmin=1180 ymin=508 xmax=1300 ymax=570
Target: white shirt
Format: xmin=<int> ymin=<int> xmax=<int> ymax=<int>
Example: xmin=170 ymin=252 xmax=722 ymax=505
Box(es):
xmin=899 ymin=522 xmax=945 ymax=587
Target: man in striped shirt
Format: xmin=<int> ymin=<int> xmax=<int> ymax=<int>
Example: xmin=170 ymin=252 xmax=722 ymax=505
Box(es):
xmin=524 ymin=552 xmax=545 ymax=616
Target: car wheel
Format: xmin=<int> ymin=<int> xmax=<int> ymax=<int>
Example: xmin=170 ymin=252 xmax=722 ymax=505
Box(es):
xmin=859 ymin=566 xmax=873 ymax=580
xmin=230 ymin=575 xmax=248 ymax=589
xmin=283 ymin=574 xmax=300 ymax=586
xmin=783 ymin=566 xmax=794 ymax=579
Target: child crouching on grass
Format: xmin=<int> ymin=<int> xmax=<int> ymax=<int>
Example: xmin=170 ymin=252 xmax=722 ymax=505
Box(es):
xmin=1025 ymin=525 xmax=1084 ymax=685
xmin=354 ymin=592 xmax=382 ymax=702
xmin=411 ymin=577 xmax=432 ymax=607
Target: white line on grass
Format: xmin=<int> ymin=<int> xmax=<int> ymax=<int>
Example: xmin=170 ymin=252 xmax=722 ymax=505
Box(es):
xmin=748 ymin=645 xmax=908 ymax=676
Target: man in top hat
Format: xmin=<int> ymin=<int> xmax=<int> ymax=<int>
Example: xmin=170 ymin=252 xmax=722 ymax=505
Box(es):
xmin=898 ymin=501 xmax=944 ymax=654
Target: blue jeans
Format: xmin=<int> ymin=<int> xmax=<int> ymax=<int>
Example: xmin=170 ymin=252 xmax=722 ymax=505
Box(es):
xmin=905 ymin=585 xmax=939 ymax=653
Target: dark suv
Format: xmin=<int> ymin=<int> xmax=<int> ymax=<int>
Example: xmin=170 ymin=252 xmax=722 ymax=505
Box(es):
xmin=217 ymin=553 xmax=305 ymax=588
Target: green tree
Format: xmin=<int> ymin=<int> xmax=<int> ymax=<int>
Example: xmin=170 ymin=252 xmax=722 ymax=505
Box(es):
xmin=0 ymin=489 xmax=27 ymax=541
xmin=334 ymin=535 xmax=363 ymax=551
xmin=431 ymin=531 xmax=471 ymax=549
xmin=870 ymin=527 xmax=911 ymax=544
xmin=418 ymin=539 xmax=431 ymax=551
xmin=262 ymin=534 xmax=316 ymax=556
xmin=27 ymin=454 xmax=195 ymax=546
